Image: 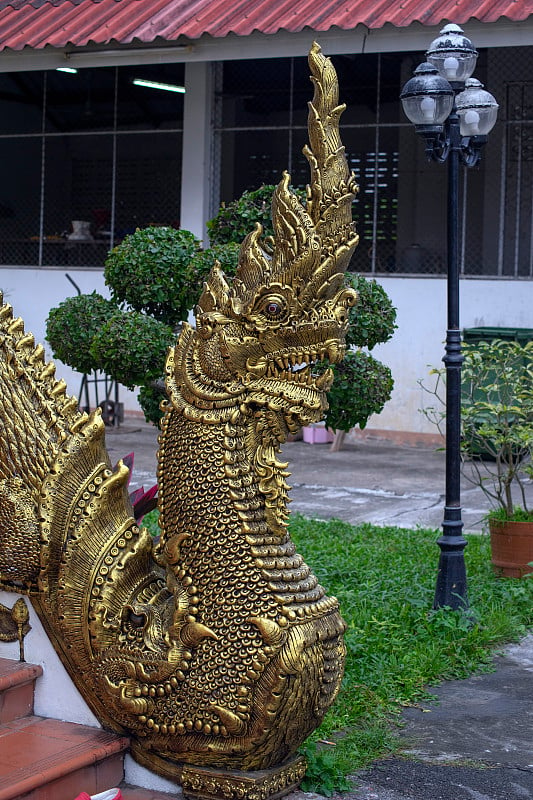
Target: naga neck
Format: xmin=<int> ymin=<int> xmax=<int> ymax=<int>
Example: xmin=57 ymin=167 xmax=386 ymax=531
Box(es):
xmin=158 ymin=403 xmax=292 ymax=548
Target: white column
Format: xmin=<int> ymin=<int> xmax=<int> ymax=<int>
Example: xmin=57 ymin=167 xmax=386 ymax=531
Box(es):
xmin=180 ymin=61 xmax=213 ymax=244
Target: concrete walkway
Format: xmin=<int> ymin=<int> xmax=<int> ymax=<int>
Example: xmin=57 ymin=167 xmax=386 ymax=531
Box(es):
xmin=104 ymin=419 xmax=533 ymax=800
xmin=105 ymin=419 xmax=524 ymax=534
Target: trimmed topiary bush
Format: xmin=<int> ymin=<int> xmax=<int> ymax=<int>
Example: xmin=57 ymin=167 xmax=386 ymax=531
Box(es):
xmin=207 ymin=186 xmax=278 ymax=245
xmin=207 ymin=185 xmax=307 ymax=246
xmin=138 ymin=383 xmax=167 ymax=427
xmin=189 ymin=242 xmax=241 ymax=282
xmin=324 ymin=350 xmax=394 ymax=433
xmin=345 ymin=272 xmax=397 ymax=350
xmin=46 ymin=292 xmax=115 ymax=375
xmin=104 ymin=226 xmax=203 ymax=326
xmin=89 ymin=311 xmax=175 ymax=390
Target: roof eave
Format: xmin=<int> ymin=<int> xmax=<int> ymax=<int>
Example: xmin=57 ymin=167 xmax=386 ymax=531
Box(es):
xmin=0 ymin=18 xmax=531 ymax=73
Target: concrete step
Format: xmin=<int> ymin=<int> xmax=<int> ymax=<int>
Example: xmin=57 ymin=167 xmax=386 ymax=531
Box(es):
xmin=0 ymin=715 xmax=129 ymax=800
xmin=0 ymin=657 xmax=42 ymax=724
xmin=0 ymin=658 xmax=179 ymax=799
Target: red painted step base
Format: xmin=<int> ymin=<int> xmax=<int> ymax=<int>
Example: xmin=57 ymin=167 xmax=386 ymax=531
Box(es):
xmin=0 ymin=658 xmax=42 ymax=724
xmin=0 ymin=715 xmax=129 ymax=800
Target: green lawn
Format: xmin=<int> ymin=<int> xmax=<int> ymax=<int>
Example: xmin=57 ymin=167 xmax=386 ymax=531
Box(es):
xmin=289 ymin=515 xmax=533 ymax=793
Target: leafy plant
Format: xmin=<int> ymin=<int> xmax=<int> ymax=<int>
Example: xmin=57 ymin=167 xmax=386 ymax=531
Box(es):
xmin=137 ymin=383 xmax=167 ymax=427
xmin=90 ymin=311 xmax=175 ymax=390
xmin=317 ymin=273 xmax=397 ymax=436
xmin=207 ymin=185 xmax=303 ymax=245
xmin=189 ymin=242 xmax=241 ymax=282
xmin=344 ymin=272 xmax=398 ymax=350
xmin=322 ymin=349 xmax=393 ymax=433
xmin=299 ymin=741 xmax=352 ymax=796
xmin=46 ymin=292 xmax=115 ymax=374
xmin=104 ymin=226 xmax=203 ymax=326
xmin=420 ymin=338 xmax=533 ymax=520
xmin=120 ymin=452 xmax=158 ymax=524
xmin=46 ymin=226 xmax=211 ymax=426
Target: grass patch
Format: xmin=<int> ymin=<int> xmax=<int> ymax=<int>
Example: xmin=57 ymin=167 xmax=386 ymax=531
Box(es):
xmin=288 ymin=515 xmax=533 ymax=792
xmin=143 ymin=511 xmax=533 ymax=793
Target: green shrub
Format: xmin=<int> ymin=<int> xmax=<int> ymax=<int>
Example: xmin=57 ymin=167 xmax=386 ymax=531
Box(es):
xmin=207 ymin=186 xmax=278 ymax=245
xmin=207 ymin=185 xmax=306 ymax=246
xmin=46 ymin=292 xmax=115 ymax=374
xmin=90 ymin=311 xmax=175 ymax=390
xmin=345 ymin=272 xmax=397 ymax=349
xmin=324 ymin=350 xmax=394 ymax=432
xmin=189 ymin=242 xmax=241 ymax=282
xmin=104 ymin=226 xmax=202 ymax=326
xmin=138 ymin=383 xmax=167 ymax=427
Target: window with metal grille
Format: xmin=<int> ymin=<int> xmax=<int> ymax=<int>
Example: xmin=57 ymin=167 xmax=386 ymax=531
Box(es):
xmin=0 ymin=64 xmax=184 ymax=268
xmin=0 ymin=45 xmax=530 ymax=278
xmin=213 ymin=47 xmax=533 ymax=279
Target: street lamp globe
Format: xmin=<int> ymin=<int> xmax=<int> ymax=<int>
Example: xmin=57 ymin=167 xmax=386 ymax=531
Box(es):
xmin=426 ymin=23 xmax=478 ymax=84
xmin=455 ymin=78 xmax=499 ymax=137
xmin=400 ymin=62 xmax=454 ymax=128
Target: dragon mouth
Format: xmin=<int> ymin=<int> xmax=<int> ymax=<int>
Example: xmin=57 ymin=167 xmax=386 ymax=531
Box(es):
xmin=246 ymin=341 xmax=344 ymax=389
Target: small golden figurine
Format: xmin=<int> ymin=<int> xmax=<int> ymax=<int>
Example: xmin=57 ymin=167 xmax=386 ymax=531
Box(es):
xmin=0 ymin=43 xmax=358 ymax=798
xmin=0 ymin=597 xmax=30 ymax=661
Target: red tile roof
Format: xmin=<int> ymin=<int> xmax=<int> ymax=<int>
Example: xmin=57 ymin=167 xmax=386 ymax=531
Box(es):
xmin=0 ymin=0 xmax=531 ymax=52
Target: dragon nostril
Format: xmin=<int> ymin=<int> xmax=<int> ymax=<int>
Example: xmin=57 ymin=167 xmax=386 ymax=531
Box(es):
xmin=129 ymin=611 xmax=146 ymax=629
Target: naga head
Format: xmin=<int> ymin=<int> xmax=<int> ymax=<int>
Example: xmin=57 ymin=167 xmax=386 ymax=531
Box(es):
xmin=167 ymin=42 xmax=359 ymax=437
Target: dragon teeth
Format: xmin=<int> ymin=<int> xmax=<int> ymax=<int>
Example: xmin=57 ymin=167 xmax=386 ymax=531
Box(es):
xmin=260 ymin=345 xmax=343 ymax=385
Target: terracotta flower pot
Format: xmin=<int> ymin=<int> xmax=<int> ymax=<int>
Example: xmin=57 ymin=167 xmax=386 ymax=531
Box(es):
xmin=489 ymin=517 xmax=533 ymax=578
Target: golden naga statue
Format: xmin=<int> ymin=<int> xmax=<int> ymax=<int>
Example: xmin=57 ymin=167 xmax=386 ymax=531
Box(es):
xmin=0 ymin=43 xmax=358 ymax=799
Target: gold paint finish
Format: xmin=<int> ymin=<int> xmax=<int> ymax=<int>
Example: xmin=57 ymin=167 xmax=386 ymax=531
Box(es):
xmin=0 ymin=597 xmax=30 ymax=661
xmin=0 ymin=44 xmax=358 ymax=793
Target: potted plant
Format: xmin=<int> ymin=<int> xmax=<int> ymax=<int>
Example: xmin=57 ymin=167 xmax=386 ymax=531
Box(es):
xmin=421 ymin=338 xmax=533 ymax=576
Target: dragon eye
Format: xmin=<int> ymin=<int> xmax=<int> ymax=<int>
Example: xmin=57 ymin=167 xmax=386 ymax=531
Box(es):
xmin=252 ymin=291 xmax=289 ymax=326
xmin=266 ymin=301 xmax=282 ymax=316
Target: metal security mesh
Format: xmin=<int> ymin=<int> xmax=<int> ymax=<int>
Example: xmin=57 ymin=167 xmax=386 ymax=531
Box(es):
xmin=214 ymin=47 xmax=533 ymax=278
xmin=0 ymin=47 xmax=530 ymax=277
xmin=0 ymin=64 xmax=184 ymax=268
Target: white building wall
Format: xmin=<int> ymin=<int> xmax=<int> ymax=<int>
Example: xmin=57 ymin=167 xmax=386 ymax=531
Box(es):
xmin=0 ymin=266 xmax=141 ymax=413
xmin=371 ymin=277 xmax=533 ymax=436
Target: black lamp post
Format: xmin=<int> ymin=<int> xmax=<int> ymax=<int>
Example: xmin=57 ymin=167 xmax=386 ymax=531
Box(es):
xmin=400 ymin=24 xmax=499 ymax=610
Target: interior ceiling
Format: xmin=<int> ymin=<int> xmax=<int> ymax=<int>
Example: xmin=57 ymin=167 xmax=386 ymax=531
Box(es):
xmin=0 ymin=63 xmax=186 ymax=131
